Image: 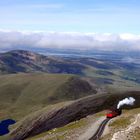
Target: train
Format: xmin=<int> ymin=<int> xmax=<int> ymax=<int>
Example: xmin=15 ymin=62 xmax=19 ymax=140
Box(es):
xmin=106 ymin=109 xmax=122 ymax=118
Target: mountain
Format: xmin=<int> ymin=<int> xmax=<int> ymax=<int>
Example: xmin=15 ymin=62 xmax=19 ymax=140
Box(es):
xmin=0 ymin=50 xmax=121 ymax=75
xmin=10 ymin=91 xmax=140 ymax=140
xmin=0 ymin=50 xmax=140 ymax=140
xmin=0 ymin=50 xmax=85 ymax=74
xmin=0 ymin=50 xmax=140 ymax=92
xmin=0 ymin=73 xmax=96 ymax=120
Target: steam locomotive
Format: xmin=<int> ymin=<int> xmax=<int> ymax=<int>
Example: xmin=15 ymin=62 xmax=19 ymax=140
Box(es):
xmin=106 ymin=109 xmax=122 ymax=118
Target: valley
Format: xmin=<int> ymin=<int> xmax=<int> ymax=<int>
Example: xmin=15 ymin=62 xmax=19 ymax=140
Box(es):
xmin=0 ymin=50 xmax=140 ymax=140
xmin=1 ymin=0 xmax=140 ymax=139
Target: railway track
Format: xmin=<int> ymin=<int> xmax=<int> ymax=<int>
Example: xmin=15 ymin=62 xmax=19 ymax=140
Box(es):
xmin=89 ymin=118 xmax=110 ymax=140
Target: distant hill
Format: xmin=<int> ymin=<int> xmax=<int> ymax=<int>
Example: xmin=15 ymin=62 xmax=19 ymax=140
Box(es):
xmin=0 ymin=50 xmax=119 ymax=75
xmin=0 ymin=73 xmax=96 ymax=120
xmin=0 ymin=50 xmax=140 ymax=90
xmin=0 ymin=50 xmax=140 ymax=140
xmin=0 ymin=50 xmax=86 ymax=74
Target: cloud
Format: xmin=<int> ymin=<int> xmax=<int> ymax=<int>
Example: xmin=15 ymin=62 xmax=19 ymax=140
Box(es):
xmin=0 ymin=30 xmax=140 ymax=51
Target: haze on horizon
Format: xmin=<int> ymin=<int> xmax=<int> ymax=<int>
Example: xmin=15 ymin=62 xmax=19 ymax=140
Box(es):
xmin=0 ymin=0 xmax=140 ymax=51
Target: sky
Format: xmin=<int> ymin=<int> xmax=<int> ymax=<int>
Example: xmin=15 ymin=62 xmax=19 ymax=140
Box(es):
xmin=0 ymin=0 xmax=140 ymax=51
xmin=0 ymin=0 xmax=140 ymax=33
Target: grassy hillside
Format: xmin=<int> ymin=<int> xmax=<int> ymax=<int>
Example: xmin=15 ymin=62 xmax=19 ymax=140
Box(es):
xmin=0 ymin=73 xmax=96 ymax=120
xmin=0 ymin=50 xmax=140 ymax=92
xmin=9 ymin=91 xmax=140 ymax=140
xmin=27 ymin=107 xmax=140 ymax=140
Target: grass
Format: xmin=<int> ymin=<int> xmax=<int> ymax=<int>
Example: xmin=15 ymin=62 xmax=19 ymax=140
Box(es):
xmin=109 ymin=116 xmax=132 ymax=129
xmin=0 ymin=73 xmax=94 ymax=120
xmin=8 ymin=92 xmax=140 ymax=140
xmin=84 ymin=67 xmax=140 ymax=93
xmin=27 ymin=117 xmax=87 ymax=140
xmin=101 ymin=108 xmax=140 ymax=140
xmin=8 ymin=91 xmax=140 ymax=139
xmin=28 ymin=108 xmax=137 ymax=140
xmin=1 ymin=73 xmax=140 ymax=140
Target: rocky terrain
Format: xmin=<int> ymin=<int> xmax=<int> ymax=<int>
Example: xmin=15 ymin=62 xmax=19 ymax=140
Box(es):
xmin=0 ymin=50 xmax=140 ymax=140
xmin=111 ymin=113 xmax=140 ymax=140
xmin=9 ymin=91 xmax=140 ymax=140
xmin=100 ymin=107 xmax=140 ymax=140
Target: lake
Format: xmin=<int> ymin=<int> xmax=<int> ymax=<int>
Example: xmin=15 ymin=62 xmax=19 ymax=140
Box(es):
xmin=0 ymin=119 xmax=16 ymax=136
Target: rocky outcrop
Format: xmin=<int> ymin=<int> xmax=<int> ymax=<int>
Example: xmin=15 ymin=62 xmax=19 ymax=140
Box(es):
xmin=10 ymin=91 xmax=140 ymax=140
xmin=10 ymin=95 xmax=107 ymax=140
xmin=111 ymin=114 xmax=140 ymax=140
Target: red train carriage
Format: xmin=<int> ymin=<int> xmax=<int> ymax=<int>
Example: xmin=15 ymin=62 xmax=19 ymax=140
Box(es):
xmin=106 ymin=109 xmax=122 ymax=118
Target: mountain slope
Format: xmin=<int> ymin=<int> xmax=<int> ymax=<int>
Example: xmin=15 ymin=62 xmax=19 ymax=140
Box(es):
xmin=0 ymin=50 xmax=86 ymax=74
xmin=0 ymin=50 xmax=140 ymax=91
xmin=10 ymin=91 xmax=140 ymax=140
xmin=0 ymin=73 xmax=96 ymax=120
xmin=0 ymin=50 xmax=120 ymax=75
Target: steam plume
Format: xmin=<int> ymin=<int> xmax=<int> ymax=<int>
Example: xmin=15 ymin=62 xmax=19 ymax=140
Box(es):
xmin=117 ymin=97 xmax=135 ymax=109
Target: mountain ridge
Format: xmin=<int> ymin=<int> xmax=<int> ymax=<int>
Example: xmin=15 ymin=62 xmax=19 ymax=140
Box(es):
xmin=0 ymin=50 xmax=86 ymax=74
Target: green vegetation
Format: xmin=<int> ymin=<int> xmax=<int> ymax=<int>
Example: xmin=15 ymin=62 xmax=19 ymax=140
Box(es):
xmin=28 ymin=118 xmax=87 ymax=140
xmin=109 ymin=116 xmax=132 ymax=129
xmin=1 ymin=50 xmax=140 ymax=93
xmin=0 ymin=50 xmax=140 ymax=140
xmin=84 ymin=66 xmax=140 ymax=92
xmin=101 ymin=108 xmax=140 ymax=140
xmin=0 ymin=73 xmax=95 ymax=120
xmin=9 ymin=91 xmax=140 ymax=140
